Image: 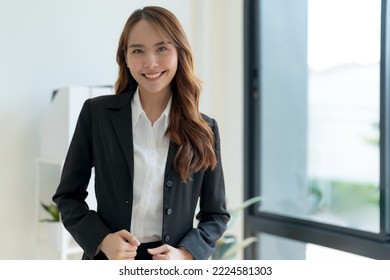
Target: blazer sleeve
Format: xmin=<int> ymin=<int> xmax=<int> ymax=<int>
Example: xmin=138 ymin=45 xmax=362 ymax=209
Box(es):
xmin=178 ymin=118 xmax=230 ymax=259
xmin=52 ymin=99 xmax=111 ymax=258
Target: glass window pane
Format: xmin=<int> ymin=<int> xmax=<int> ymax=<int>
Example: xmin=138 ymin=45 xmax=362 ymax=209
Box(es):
xmin=257 ymin=233 xmax=372 ymax=260
xmin=258 ymin=0 xmax=381 ymax=233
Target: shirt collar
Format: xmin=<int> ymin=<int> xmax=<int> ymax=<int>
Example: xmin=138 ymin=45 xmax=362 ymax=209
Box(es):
xmin=131 ymin=88 xmax=144 ymax=129
xmin=131 ymin=87 xmax=172 ymax=130
xmin=161 ymin=93 xmax=172 ymax=130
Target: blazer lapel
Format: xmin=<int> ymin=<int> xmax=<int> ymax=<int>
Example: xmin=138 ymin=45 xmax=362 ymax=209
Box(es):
xmin=108 ymin=87 xmax=178 ymax=183
xmin=165 ymin=141 xmax=177 ymax=178
xmin=108 ymin=90 xmax=135 ymax=182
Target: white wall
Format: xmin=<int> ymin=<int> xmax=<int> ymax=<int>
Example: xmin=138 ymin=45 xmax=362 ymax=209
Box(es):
xmin=191 ymin=0 xmax=244 ymax=251
xmin=0 ymin=0 xmax=243 ymax=259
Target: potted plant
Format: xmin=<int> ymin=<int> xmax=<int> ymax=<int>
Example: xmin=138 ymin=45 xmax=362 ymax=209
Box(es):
xmin=212 ymin=196 xmax=263 ymax=259
xmin=40 ymin=202 xmax=60 ymax=222
xmin=39 ymin=202 xmax=61 ymax=250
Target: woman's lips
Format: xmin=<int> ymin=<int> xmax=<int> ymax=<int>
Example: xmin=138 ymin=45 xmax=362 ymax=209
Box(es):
xmin=143 ymin=71 xmax=165 ymax=79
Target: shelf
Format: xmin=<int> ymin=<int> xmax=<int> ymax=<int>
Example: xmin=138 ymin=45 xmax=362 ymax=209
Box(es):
xmin=36 ymin=158 xmax=82 ymax=260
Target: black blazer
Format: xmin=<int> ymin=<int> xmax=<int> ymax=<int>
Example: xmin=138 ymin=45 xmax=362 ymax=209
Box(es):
xmin=52 ymin=87 xmax=230 ymax=260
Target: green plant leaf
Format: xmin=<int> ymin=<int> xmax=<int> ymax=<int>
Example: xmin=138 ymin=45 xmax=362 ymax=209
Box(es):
xmin=40 ymin=202 xmax=60 ymax=222
xmin=212 ymin=196 xmax=263 ymax=259
xmin=212 ymin=235 xmax=237 ymax=260
xmin=221 ymin=236 xmax=258 ymax=259
xmin=228 ymin=196 xmax=263 ymax=228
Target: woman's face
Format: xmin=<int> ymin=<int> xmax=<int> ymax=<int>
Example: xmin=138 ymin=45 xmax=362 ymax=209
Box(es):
xmin=125 ymin=19 xmax=178 ymax=97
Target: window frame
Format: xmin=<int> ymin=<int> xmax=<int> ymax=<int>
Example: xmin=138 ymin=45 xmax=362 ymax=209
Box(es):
xmin=243 ymin=0 xmax=390 ymax=259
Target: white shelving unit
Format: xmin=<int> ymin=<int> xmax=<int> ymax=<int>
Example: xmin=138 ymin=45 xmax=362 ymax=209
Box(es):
xmin=35 ymin=157 xmax=83 ymax=260
xmin=36 ymin=86 xmax=111 ymax=259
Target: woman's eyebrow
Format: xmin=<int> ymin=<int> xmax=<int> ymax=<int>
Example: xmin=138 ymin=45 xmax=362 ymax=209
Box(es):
xmin=155 ymin=41 xmax=170 ymax=46
xmin=128 ymin=44 xmax=144 ymax=49
xmin=128 ymin=41 xmax=172 ymax=49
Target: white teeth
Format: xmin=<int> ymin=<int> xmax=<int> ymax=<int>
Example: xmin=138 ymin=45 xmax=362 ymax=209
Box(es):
xmin=145 ymin=72 xmax=163 ymax=79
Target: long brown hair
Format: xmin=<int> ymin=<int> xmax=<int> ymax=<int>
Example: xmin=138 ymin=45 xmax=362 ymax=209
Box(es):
xmin=115 ymin=6 xmax=217 ymax=181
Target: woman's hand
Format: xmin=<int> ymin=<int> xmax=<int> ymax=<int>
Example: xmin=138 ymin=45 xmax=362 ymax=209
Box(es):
xmin=100 ymin=229 xmax=140 ymax=260
xmin=147 ymin=244 xmax=194 ymax=260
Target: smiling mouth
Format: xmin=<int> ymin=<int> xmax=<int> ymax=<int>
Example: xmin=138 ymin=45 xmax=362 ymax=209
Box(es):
xmin=143 ymin=71 xmax=165 ymax=79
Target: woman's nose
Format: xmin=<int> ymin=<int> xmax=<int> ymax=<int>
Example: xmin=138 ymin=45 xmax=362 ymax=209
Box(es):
xmin=144 ymin=53 xmax=158 ymax=69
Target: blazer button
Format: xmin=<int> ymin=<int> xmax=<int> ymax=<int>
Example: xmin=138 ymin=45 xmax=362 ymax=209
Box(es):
xmin=164 ymin=235 xmax=170 ymax=242
xmin=166 ymin=208 xmax=172 ymax=215
xmin=166 ymin=180 xmax=173 ymax=187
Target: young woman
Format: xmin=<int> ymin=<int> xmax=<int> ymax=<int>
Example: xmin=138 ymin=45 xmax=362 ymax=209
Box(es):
xmin=53 ymin=6 xmax=230 ymax=260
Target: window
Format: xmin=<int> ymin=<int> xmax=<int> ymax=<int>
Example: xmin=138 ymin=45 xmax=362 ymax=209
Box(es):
xmin=244 ymin=0 xmax=390 ymax=259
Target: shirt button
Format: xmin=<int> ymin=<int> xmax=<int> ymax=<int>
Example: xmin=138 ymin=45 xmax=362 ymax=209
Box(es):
xmin=166 ymin=180 xmax=173 ymax=187
xmin=164 ymin=235 xmax=170 ymax=242
xmin=166 ymin=208 xmax=172 ymax=215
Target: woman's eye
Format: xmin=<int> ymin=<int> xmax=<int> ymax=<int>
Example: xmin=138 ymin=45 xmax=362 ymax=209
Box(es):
xmin=132 ymin=49 xmax=143 ymax=54
xmin=157 ymin=46 xmax=167 ymax=52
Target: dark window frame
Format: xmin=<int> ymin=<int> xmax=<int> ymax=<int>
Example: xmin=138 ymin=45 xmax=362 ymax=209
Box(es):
xmin=243 ymin=0 xmax=390 ymax=259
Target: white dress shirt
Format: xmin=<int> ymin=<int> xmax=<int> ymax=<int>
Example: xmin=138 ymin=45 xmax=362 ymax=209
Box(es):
xmin=130 ymin=88 xmax=171 ymax=243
